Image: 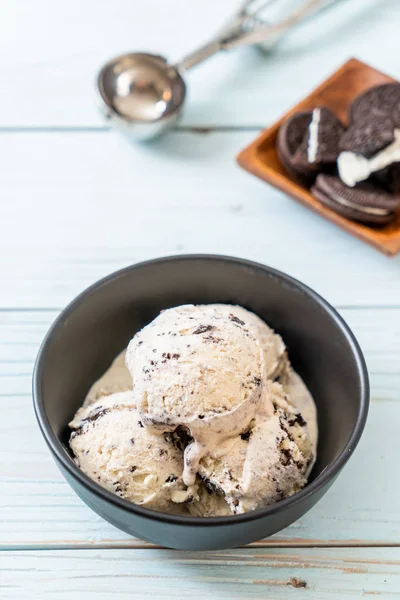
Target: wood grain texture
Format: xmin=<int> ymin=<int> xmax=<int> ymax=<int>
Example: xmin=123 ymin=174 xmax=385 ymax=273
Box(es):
xmin=2 ymin=131 xmax=400 ymax=310
xmin=1 ymin=548 xmax=399 ymax=599
xmin=1 ymin=308 xmax=399 ymax=549
xmin=0 ymin=0 xmax=399 ymax=128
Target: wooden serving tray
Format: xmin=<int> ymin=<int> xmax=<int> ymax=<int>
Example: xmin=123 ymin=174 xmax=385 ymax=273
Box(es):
xmin=237 ymin=58 xmax=400 ymax=256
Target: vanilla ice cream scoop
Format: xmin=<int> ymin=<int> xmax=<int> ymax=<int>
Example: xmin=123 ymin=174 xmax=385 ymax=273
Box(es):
xmin=126 ymin=304 xmax=267 ymax=485
xmin=209 ymin=304 xmax=287 ymax=379
xmin=69 ymin=391 xmax=195 ymax=513
xmin=83 ymin=350 xmax=132 ymax=407
xmin=189 ymin=381 xmax=315 ymax=516
xmin=280 ymin=367 xmax=318 ymax=454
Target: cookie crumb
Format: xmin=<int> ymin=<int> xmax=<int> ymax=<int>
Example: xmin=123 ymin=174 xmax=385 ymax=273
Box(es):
xmin=288 ymin=577 xmax=307 ymax=589
xmin=228 ymin=314 xmax=246 ymax=326
xmin=193 ymin=324 xmax=215 ymax=335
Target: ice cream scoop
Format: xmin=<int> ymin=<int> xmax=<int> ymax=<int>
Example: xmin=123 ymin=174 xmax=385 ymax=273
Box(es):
xmin=210 ymin=304 xmax=317 ymax=449
xmin=280 ymin=367 xmax=318 ymax=453
xmin=208 ymin=304 xmax=287 ymax=379
xmin=70 ymin=302 xmax=318 ymax=518
xmin=83 ymin=350 xmax=132 ymax=407
xmin=96 ymin=0 xmax=341 ymax=141
xmin=69 ymin=391 xmax=195 ymax=513
xmin=126 ymin=304 xmax=267 ymax=486
xmin=189 ymin=381 xmax=315 ymax=516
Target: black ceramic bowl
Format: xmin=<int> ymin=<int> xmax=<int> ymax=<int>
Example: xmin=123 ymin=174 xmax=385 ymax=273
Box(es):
xmin=33 ymin=255 xmax=369 ymax=550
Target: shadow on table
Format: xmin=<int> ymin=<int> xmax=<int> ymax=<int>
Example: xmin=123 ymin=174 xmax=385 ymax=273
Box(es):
xmin=122 ymin=126 xmax=245 ymax=160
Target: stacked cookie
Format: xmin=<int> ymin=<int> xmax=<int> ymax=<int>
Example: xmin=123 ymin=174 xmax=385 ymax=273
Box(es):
xmin=277 ymin=84 xmax=400 ymax=225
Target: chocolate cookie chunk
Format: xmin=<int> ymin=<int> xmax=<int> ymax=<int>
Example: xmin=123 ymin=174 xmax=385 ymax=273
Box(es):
xmin=339 ymin=116 xmax=395 ymax=158
xmin=349 ymin=83 xmax=400 ymax=123
xmin=277 ymin=111 xmax=313 ymax=182
xmin=311 ymin=174 xmax=400 ymax=225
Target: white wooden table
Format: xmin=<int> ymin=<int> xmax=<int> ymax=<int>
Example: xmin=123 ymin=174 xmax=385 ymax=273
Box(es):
xmin=1 ymin=1 xmax=400 ymax=597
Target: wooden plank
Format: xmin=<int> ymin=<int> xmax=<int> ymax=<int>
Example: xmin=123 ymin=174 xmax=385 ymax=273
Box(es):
xmin=2 ymin=398 xmax=397 ymax=548
xmin=1 ymin=308 xmax=399 ymax=549
xmin=1 ymin=308 xmax=399 ymax=400
xmin=2 ymin=131 xmax=400 ymax=309
xmin=1 ymin=548 xmax=399 ymax=599
xmin=0 ymin=1 xmax=399 ymax=127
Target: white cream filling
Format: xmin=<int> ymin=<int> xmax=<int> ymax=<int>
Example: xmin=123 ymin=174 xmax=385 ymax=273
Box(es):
xmin=307 ymin=108 xmax=321 ymax=164
xmin=327 ymin=189 xmax=390 ymax=216
xmin=338 ymin=129 xmax=400 ymax=187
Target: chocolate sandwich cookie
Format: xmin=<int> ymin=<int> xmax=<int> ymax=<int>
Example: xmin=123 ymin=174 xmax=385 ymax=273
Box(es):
xmin=349 ymin=83 xmax=400 ymax=124
xmin=277 ymin=108 xmax=343 ymax=183
xmin=338 ymin=119 xmax=400 ymax=190
xmin=311 ymin=174 xmax=400 ymax=225
xmin=339 ymin=116 xmax=395 ymax=158
xmin=277 ymin=111 xmax=313 ymax=182
xmin=292 ymin=107 xmax=344 ymax=170
xmin=375 ymin=163 xmax=400 ymax=194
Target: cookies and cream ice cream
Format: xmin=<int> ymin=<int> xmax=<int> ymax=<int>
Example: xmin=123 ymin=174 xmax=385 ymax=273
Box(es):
xmin=280 ymin=367 xmax=318 ymax=453
xmin=84 ymin=350 xmax=131 ymax=407
xmin=70 ymin=391 xmax=196 ymax=512
xmin=209 ymin=304 xmax=287 ymax=380
xmin=69 ymin=303 xmax=318 ymax=516
xmin=126 ymin=305 xmax=268 ymax=486
xmin=189 ymin=381 xmax=314 ymax=516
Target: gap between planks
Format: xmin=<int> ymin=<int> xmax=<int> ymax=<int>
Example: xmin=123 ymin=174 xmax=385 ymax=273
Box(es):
xmin=2 ymin=305 xmax=400 ymax=313
xmin=0 ymin=126 xmax=262 ymax=134
xmin=3 ymin=540 xmax=399 ymax=552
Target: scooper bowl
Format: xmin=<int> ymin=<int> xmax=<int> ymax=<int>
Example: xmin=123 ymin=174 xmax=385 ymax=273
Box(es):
xmin=97 ymin=53 xmax=187 ymax=140
xmin=96 ymin=0 xmax=345 ymax=141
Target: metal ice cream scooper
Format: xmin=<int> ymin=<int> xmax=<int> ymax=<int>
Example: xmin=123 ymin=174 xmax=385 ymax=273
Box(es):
xmin=96 ymin=0 xmax=344 ymax=141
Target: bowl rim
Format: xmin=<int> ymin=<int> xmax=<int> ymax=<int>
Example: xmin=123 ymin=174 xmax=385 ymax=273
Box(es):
xmin=33 ymin=254 xmax=369 ymax=527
